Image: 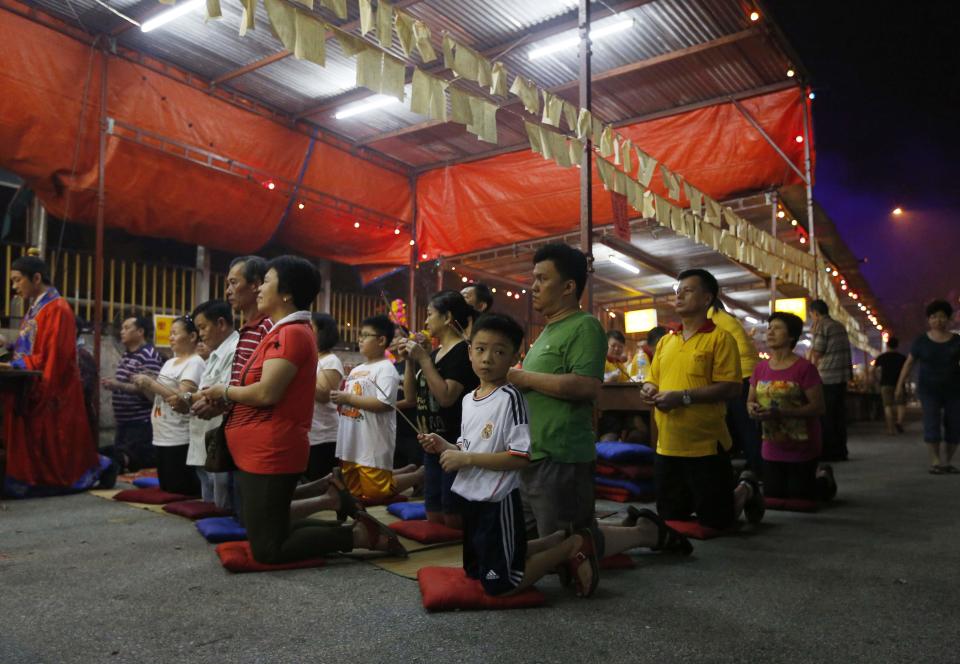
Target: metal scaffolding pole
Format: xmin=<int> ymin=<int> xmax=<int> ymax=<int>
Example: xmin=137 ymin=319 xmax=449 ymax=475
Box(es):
xmin=578 ymin=0 xmax=593 ymax=311
xmin=769 ymin=190 xmax=778 ymax=315
xmin=408 ymin=174 xmax=418 ymax=331
xmin=801 ymin=88 xmax=818 ymax=296
xmin=93 ymin=49 xmax=108 ymax=438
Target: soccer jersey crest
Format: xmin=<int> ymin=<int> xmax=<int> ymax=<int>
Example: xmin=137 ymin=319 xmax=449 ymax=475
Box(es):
xmin=481 ymin=422 xmax=495 ymax=439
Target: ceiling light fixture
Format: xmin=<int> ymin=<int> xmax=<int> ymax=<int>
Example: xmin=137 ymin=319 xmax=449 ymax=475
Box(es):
xmin=608 ymin=255 xmax=640 ymax=275
xmin=334 ymin=95 xmax=402 ymax=120
xmin=141 ymin=0 xmax=204 ymax=32
xmin=528 ymin=18 xmax=635 ymax=60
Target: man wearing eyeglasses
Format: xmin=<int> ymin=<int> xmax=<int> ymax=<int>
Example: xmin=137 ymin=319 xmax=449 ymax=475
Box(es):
xmin=641 ymin=268 xmax=765 ymax=529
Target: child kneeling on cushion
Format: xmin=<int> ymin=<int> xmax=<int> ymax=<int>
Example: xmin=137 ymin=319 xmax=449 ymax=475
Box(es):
xmin=419 ymin=313 xmax=599 ymax=598
xmin=331 ymin=314 xmax=423 ymax=503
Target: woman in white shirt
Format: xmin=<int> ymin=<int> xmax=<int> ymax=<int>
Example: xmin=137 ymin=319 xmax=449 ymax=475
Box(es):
xmin=306 ymin=313 xmax=344 ymax=480
xmin=134 ymin=316 xmax=205 ymax=495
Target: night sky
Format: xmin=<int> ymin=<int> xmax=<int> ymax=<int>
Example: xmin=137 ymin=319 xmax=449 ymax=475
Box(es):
xmin=765 ymin=1 xmax=960 ymax=344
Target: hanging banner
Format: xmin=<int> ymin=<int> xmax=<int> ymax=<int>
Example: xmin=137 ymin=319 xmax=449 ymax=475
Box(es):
xmin=611 ymin=191 xmax=631 ymax=242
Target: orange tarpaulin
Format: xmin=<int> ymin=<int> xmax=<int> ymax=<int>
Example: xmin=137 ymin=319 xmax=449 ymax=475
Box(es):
xmin=416 ymin=87 xmax=812 ymax=260
xmin=0 ymin=6 xmax=412 ymax=266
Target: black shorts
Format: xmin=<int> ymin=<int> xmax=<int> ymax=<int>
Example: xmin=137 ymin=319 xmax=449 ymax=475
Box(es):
xmin=654 ymin=447 xmax=735 ymax=529
xmin=461 ymin=490 xmax=527 ymax=596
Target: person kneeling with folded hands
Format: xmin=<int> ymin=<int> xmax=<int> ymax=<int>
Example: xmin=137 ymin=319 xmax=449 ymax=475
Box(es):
xmin=419 ymin=313 xmax=599 ymax=598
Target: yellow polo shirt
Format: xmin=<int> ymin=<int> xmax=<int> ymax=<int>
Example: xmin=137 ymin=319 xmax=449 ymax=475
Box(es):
xmin=604 ymin=358 xmax=632 ymax=383
xmin=648 ymin=321 xmax=742 ymax=457
xmin=709 ymin=307 xmax=757 ymax=378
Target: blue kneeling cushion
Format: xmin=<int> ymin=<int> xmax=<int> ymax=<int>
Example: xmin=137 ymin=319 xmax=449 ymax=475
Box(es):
xmin=595 ymin=442 xmax=656 ymax=464
xmin=387 ymin=501 xmax=427 ymax=520
xmin=196 ymin=516 xmax=247 ymax=543
xmin=594 ymin=475 xmax=655 ymax=496
xmin=132 ymin=477 xmax=160 ymax=489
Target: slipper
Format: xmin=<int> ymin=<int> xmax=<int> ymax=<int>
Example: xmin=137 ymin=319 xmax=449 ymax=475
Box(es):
xmin=942 ymin=465 xmax=960 ymax=474
xmin=738 ymin=470 xmax=765 ymax=524
xmin=330 ymin=468 xmax=360 ymax=521
xmin=566 ymin=528 xmax=600 ymax=598
xmin=929 ymin=466 xmax=945 ymax=475
xmin=630 ymin=507 xmax=693 ymax=556
xmin=354 ymin=511 xmax=408 ymax=558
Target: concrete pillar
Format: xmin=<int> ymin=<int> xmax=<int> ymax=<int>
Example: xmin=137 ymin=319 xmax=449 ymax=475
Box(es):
xmin=195 ymin=245 xmax=211 ymax=305
xmin=318 ymin=259 xmax=332 ymax=312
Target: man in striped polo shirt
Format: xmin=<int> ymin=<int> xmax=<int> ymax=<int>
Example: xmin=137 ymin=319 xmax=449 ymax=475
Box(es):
xmin=101 ymin=313 xmax=163 ymax=471
xmin=192 ymin=256 xmax=272 ymax=420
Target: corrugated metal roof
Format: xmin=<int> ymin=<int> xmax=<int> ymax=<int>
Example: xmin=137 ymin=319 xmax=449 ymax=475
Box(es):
xmin=26 ymin=0 xmax=799 ymax=168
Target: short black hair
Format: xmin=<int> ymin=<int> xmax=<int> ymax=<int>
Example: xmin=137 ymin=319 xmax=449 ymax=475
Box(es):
xmin=430 ymin=289 xmax=476 ymax=331
xmin=926 ymin=299 xmax=953 ymax=319
xmin=471 ymin=313 xmax=524 ymax=352
xmin=121 ymin=309 xmax=154 ymax=342
xmin=11 ymin=255 xmax=51 ymax=285
xmin=192 ymin=299 xmax=234 ymax=327
xmin=886 ymin=336 xmax=899 ymax=350
xmin=809 ymin=299 xmax=829 ymax=316
xmin=677 ymin=268 xmax=719 ymax=303
xmin=229 ymin=255 xmax=268 ymax=285
xmin=173 ymin=315 xmax=199 ymax=340
xmin=267 ymin=255 xmax=321 ymax=310
xmin=533 ymin=243 xmax=589 ymax=299
xmin=647 ymin=326 xmax=668 ymax=349
xmin=311 ymin=312 xmax=340 ymax=352
xmin=768 ymin=312 xmax=804 ymax=349
xmin=606 ymin=330 xmax=626 ymax=344
xmin=361 ymin=314 xmax=395 ymax=345
xmin=469 ymin=283 xmax=494 ymax=310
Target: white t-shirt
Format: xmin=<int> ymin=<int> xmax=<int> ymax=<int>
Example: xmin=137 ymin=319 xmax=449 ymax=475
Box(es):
xmin=187 ymin=332 xmax=239 ymax=466
xmin=335 ymin=358 xmax=399 ymax=470
xmin=308 ymin=353 xmax=344 ymax=446
xmin=151 ymin=354 xmax=205 ymax=447
xmin=451 ymin=384 xmax=532 ymax=503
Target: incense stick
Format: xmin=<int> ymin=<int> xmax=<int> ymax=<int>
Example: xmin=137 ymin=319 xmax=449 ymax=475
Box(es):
xmin=369 ymin=378 xmax=423 ymax=435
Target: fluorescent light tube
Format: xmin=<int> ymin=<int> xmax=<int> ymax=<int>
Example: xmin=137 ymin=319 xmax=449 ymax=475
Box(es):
xmin=335 ymin=95 xmax=401 ymax=120
xmin=608 ymin=255 xmax=640 ymax=275
xmin=529 ymin=18 xmax=634 ymax=60
xmin=141 ymin=0 xmax=204 ymax=33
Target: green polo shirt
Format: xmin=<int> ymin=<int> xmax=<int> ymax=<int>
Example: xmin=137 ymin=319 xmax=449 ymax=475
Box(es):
xmin=521 ymin=311 xmax=606 ymax=463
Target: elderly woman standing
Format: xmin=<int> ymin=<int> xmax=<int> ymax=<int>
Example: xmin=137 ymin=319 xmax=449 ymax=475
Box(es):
xmin=200 ymin=256 xmax=404 ymax=564
xmin=1 ymin=253 xmax=109 ymax=497
xmin=895 ymin=300 xmax=960 ymax=475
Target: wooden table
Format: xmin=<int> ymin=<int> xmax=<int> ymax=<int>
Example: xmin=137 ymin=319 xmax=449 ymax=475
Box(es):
xmin=597 ymin=383 xmax=657 ymax=445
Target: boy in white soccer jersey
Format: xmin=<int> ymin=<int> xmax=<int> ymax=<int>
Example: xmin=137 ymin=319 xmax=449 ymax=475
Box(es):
xmin=420 ymin=313 xmax=600 ymax=598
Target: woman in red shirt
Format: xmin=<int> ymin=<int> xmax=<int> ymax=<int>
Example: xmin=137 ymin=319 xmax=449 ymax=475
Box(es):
xmin=200 ymin=255 xmax=404 ymax=563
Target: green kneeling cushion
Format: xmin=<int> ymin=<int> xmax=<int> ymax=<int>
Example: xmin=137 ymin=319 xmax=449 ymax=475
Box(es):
xmin=215 ymin=541 xmax=326 ymax=573
xmin=417 ymin=567 xmax=545 ymax=612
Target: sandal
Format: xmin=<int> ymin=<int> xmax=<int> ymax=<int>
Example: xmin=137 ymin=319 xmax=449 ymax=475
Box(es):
xmin=929 ymin=465 xmax=945 ymax=475
xmin=354 ymin=511 xmax=408 ymax=558
xmin=566 ymin=528 xmax=600 ymax=598
xmin=942 ymin=465 xmax=960 ymax=474
xmin=330 ymin=468 xmax=360 ymax=522
xmin=631 ymin=507 xmax=693 ymax=556
xmin=738 ymin=470 xmax=765 ymax=524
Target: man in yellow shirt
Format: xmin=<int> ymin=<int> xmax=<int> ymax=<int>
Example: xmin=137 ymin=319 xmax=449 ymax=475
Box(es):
xmin=641 ymin=269 xmax=765 ymax=529
xmin=710 ymin=301 xmax=763 ymax=476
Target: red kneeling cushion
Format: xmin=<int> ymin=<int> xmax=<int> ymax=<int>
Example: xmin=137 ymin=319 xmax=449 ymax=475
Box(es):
xmin=594 ymin=486 xmax=632 ymax=502
xmin=214 ymin=541 xmax=326 ymax=573
xmin=389 ymin=520 xmax=462 ymax=544
xmin=162 ymin=500 xmax=233 ymax=520
xmin=600 ymin=553 xmax=636 ymax=570
xmin=665 ymin=519 xmax=739 ymax=540
xmin=765 ymin=497 xmax=819 ymax=512
xmin=417 ymin=567 xmax=545 ymax=612
xmin=360 ymin=494 xmax=409 ymax=507
xmin=113 ymin=487 xmax=195 ymax=504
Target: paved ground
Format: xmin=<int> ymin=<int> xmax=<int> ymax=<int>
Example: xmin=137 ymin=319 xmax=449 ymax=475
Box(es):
xmin=2 ymin=420 xmax=958 ymax=664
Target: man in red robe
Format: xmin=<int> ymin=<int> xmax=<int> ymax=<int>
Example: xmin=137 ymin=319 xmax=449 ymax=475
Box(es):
xmin=1 ymin=254 xmax=110 ymax=497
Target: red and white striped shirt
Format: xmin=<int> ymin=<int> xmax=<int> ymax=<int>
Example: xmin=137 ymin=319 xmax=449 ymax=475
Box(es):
xmin=230 ymin=313 xmax=273 ymax=386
